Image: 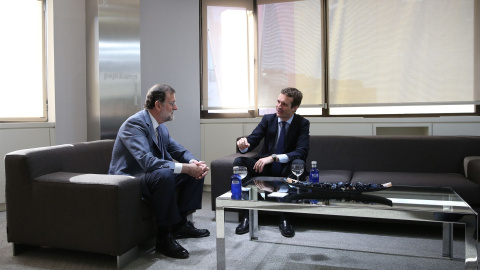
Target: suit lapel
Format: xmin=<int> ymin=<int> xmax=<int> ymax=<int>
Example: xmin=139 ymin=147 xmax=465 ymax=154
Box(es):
xmin=142 ymin=110 xmax=161 ymax=150
xmin=268 ymin=115 xmax=279 ymax=153
xmin=284 ymin=114 xmax=298 ymax=151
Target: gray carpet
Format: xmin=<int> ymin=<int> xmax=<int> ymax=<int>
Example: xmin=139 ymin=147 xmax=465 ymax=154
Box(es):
xmin=0 ymin=191 xmax=474 ymax=269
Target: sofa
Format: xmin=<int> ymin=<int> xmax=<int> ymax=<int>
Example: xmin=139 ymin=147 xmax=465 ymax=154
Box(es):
xmin=5 ymin=140 xmax=156 ymax=269
xmin=210 ymin=135 xmax=480 ymax=217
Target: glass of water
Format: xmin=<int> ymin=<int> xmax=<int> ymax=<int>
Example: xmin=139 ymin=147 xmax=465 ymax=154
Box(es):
xmin=291 ymin=163 xmax=304 ymax=180
xmin=233 ymin=166 xmax=248 ymax=180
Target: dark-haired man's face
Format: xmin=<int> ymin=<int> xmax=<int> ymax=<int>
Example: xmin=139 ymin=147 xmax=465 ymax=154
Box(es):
xmin=276 ymin=94 xmax=298 ymax=121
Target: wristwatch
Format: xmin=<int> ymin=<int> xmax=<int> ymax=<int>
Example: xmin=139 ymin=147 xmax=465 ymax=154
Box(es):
xmin=271 ymin=154 xmax=278 ymax=162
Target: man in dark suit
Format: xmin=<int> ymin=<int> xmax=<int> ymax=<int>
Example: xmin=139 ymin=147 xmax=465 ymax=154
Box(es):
xmin=109 ymin=84 xmax=210 ymax=259
xmin=234 ymin=87 xmax=310 ymax=237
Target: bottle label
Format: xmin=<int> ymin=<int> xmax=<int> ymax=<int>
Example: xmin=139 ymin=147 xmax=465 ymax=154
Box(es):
xmin=310 ymin=170 xmax=319 ymax=183
xmin=231 ymin=174 xmax=242 ymax=200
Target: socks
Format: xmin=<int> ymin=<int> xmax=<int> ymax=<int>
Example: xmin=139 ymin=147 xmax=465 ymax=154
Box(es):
xmin=172 ymin=212 xmax=188 ymax=230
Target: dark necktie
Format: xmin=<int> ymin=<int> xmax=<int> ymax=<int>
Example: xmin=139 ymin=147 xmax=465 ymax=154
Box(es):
xmin=271 ymin=121 xmax=286 ymax=176
xmin=156 ymin=126 xmax=165 ymax=158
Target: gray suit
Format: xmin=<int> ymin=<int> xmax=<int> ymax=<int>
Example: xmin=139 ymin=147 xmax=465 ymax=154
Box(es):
xmin=109 ymin=109 xmax=195 ymax=176
xmin=109 ymin=109 xmax=203 ymax=227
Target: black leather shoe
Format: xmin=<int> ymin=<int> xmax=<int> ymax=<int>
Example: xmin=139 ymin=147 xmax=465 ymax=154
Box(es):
xmin=156 ymin=233 xmax=189 ymax=259
xmin=235 ymin=216 xmax=249 ymax=235
xmin=173 ymin=221 xmax=210 ymax=239
xmin=279 ymin=218 xmax=295 ymax=238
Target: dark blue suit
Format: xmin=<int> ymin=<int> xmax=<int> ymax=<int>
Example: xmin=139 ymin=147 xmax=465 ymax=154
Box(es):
xmin=109 ymin=109 xmax=204 ymax=227
xmin=235 ymin=113 xmax=310 ymax=181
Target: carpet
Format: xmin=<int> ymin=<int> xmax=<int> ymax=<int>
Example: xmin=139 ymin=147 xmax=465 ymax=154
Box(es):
xmin=0 ymin=192 xmax=473 ymax=269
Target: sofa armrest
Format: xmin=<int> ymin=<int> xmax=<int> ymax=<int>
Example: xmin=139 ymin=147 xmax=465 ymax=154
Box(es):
xmin=210 ymin=151 xmax=259 ymax=210
xmin=7 ymin=171 xmax=153 ymax=256
xmin=464 ymin=156 xmax=480 ymax=184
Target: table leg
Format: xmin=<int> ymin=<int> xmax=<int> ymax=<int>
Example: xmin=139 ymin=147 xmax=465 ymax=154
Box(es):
xmin=442 ymin=223 xmax=453 ymax=258
xmin=216 ymin=207 xmax=226 ymax=270
xmin=249 ymin=186 xmax=258 ymax=240
xmin=464 ymin=215 xmax=478 ymax=270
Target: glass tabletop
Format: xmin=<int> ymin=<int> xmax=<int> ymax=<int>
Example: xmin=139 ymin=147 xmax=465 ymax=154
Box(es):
xmin=216 ymin=184 xmax=478 ymax=270
xmin=218 ymin=185 xmax=475 ymax=215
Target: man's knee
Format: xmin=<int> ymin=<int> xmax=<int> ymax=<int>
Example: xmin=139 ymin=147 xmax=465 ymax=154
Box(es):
xmin=146 ymin=168 xmax=175 ymax=191
xmin=233 ymin=156 xmax=248 ymax=166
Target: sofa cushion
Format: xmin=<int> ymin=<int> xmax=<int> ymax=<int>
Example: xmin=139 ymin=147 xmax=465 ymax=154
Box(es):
xmin=351 ymin=171 xmax=480 ymax=206
xmin=318 ymin=170 xmax=352 ymax=183
xmin=307 ymin=136 xmax=355 ymax=171
xmin=35 ymin=171 xmax=134 ymax=185
xmin=352 ymin=136 xmax=480 ymax=174
xmin=62 ymin=140 xmax=115 ymax=174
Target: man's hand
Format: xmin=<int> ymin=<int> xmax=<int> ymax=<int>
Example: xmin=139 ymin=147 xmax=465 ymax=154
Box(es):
xmin=237 ymin=137 xmax=250 ymax=151
xmin=183 ymin=161 xmax=209 ymax=179
xmin=193 ymin=160 xmax=209 ymax=179
xmin=253 ymin=156 xmax=274 ymax=173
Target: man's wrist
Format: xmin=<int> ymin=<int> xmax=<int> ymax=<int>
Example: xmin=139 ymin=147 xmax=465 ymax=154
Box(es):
xmin=174 ymin=163 xmax=182 ymax=174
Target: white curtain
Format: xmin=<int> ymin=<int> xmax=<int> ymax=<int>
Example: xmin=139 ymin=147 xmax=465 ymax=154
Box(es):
xmin=328 ymin=0 xmax=478 ymax=107
xmin=257 ymin=0 xmax=324 ymax=109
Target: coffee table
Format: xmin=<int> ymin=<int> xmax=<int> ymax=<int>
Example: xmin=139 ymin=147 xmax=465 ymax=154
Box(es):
xmin=215 ymin=185 xmax=478 ymax=270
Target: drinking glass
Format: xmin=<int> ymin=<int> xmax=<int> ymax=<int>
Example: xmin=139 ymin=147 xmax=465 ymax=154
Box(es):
xmin=233 ymin=166 xmax=248 ymax=180
xmin=291 ymin=163 xmax=304 ymax=180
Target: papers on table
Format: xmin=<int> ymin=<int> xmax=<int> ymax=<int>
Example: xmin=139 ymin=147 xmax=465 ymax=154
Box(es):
xmin=268 ymin=192 xmax=289 ymax=198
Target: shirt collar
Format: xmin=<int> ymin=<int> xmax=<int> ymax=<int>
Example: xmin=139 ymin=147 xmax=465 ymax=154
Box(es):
xmin=148 ymin=111 xmax=159 ymax=130
xmin=278 ymin=114 xmax=294 ymax=125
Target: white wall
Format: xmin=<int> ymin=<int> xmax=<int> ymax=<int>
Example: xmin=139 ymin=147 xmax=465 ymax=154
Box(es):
xmin=47 ymin=0 xmax=88 ymax=145
xmin=140 ymin=0 xmax=202 ymax=158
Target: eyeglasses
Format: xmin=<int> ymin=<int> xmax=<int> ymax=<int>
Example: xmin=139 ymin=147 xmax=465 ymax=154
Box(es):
xmin=163 ymin=101 xmax=177 ymax=107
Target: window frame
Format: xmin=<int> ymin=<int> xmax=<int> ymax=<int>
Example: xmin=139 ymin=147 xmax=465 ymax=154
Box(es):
xmin=200 ymin=0 xmax=479 ymax=119
xmin=200 ymin=0 xmax=257 ymax=118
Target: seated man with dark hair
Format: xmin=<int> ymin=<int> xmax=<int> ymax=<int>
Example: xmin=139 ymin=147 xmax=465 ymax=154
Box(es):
xmin=233 ymin=87 xmax=310 ymax=238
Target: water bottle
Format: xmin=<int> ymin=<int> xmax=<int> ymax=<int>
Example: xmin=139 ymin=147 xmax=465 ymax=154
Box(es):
xmin=231 ymin=174 xmax=242 ymax=200
xmin=309 ymin=161 xmax=319 ymax=204
xmin=309 ymin=161 xmax=319 ymax=183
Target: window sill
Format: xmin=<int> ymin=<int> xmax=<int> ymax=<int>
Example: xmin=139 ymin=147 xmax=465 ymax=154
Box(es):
xmin=0 ymin=122 xmax=55 ymax=130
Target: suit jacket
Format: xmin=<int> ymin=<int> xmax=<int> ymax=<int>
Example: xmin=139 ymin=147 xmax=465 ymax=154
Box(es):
xmin=243 ymin=113 xmax=310 ymax=161
xmin=108 ymin=109 xmax=195 ymax=178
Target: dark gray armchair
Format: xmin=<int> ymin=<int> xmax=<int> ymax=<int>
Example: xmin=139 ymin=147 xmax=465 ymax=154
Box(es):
xmin=5 ymin=140 xmax=156 ymax=269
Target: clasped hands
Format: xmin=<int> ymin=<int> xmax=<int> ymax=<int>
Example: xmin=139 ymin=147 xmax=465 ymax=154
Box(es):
xmin=184 ymin=160 xmax=209 ymax=179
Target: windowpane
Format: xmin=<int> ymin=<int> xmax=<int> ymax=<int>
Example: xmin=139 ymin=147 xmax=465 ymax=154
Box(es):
xmin=202 ymin=1 xmax=254 ymax=111
xmin=328 ymin=0 xmax=476 ymax=109
xmin=258 ymin=0 xmax=323 ymax=111
xmin=0 ymin=0 xmax=45 ymax=120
